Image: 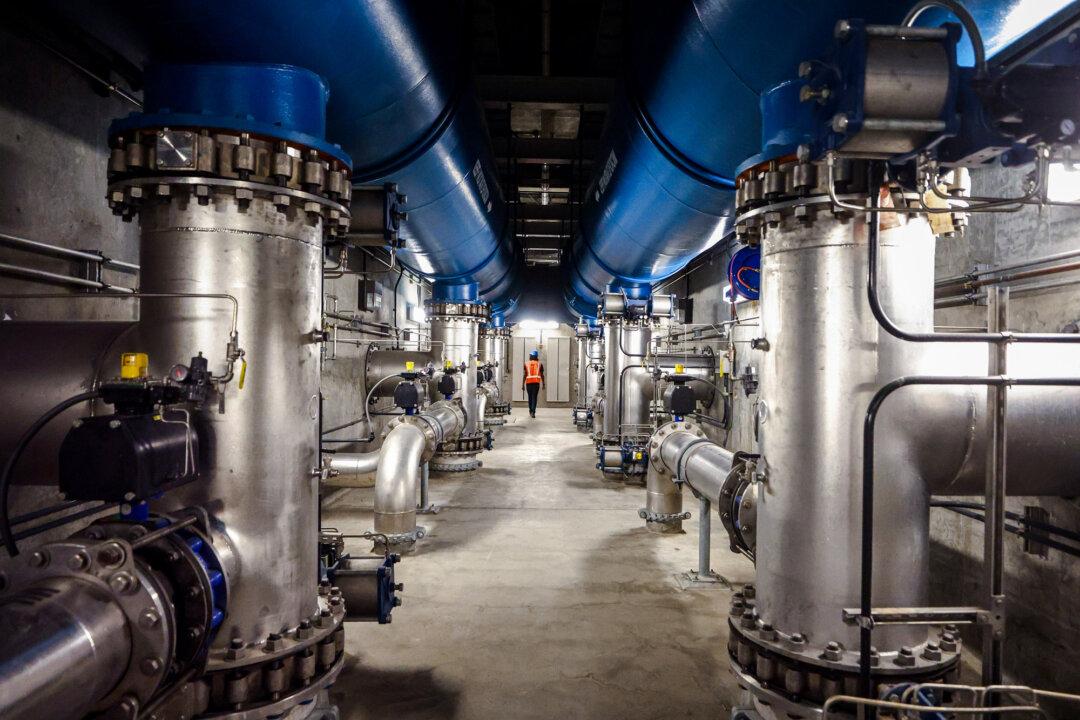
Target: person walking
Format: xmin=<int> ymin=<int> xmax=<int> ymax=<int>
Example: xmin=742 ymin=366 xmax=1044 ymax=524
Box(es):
xmin=522 ymin=350 xmax=545 ymax=418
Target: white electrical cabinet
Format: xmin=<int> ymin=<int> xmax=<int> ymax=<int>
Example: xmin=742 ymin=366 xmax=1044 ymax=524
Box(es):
xmin=511 ymin=333 xmax=571 ymax=403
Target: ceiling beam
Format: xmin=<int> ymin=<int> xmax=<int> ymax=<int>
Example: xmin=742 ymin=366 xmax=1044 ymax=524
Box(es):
xmin=477 ymin=75 xmax=615 ymax=109
xmin=490 ymin=137 xmax=599 ymax=163
xmin=512 ymin=203 xmax=577 ymax=220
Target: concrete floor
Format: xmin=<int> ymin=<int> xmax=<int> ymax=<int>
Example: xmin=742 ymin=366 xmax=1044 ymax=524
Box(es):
xmin=323 ymin=407 xmax=754 ymax=719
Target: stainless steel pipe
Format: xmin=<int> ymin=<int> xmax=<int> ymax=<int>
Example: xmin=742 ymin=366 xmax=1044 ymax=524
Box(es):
xmin=429 ymin=314 xmax=481 ymax=430
xmin=374 ymin=400 xmax=464 ymax=541
xmin=0 ymin=577 xmax=131 ymax=719
xmin=602 ymin=321 xmax=652 ymax=440
xmin=755 ymin=211 xmax=1080 ymax=659
xmin=644 ymin=420 xmax=735 ymax=533
xmin=373 ymin=424 xmax=427 ymax=537
xmin=327 ymin=451 xmax=380 ymax=486
xmin=757 ymin=213 xmax=940 ymax=654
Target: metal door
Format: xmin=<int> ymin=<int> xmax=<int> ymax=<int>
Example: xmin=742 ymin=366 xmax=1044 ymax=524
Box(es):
xmin=545 ymin=335 xmax=571 ymax=402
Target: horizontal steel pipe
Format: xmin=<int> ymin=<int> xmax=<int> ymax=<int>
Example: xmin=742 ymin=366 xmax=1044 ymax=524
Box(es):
xmin=897 ymin=343 xmax=1080 ymax=497
xmin=659 ymin=432 xmax=736 ymax=507
xmin=327 ymin=451 xmax=381 ymax=486
xmin=365 ymin=349 xmax=436 ymax=398
xmin=0 ymin=577 xmax=131 ymax=719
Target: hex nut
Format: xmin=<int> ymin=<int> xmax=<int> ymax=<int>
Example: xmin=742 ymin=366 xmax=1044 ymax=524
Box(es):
xmin=895 ymin=646 xmax=916 ymax=667
xmin=823 ymin=641 xmax=843 ymax=661
xmin=29 ymin=550 xmax=50 ymax=568
xmin=139 ymin=608 xmax=161 ymax=629
xmin=922 ymin=641 xmax=942 ymax=661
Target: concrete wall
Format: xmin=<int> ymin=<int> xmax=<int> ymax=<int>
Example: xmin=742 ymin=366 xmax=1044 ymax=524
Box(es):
xmin=0 ymin=25 xmax=138 ymax=323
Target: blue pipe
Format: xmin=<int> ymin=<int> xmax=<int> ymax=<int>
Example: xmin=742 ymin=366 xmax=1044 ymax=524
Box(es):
xmin=563 ymin=0 xmax=1062 ymax=318
xmin=104 ymin=0 xmax=520 ymax=316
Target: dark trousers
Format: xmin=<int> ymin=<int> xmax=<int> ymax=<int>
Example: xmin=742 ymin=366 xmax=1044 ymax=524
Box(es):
xmin=525 ymin=383 xmax=540 ymax=414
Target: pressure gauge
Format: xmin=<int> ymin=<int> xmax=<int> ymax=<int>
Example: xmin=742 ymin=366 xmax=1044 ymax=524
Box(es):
xmin=169 ymin=363 xmax=191 ymax=383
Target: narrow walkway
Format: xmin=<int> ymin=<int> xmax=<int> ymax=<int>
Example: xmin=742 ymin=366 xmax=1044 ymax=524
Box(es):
xmin=325 ymin=407 xmax=754 ymax=719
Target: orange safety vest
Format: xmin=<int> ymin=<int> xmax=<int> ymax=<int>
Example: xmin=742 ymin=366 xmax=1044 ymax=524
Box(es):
xmin=525 ymin=360 xmax=542 ymax=384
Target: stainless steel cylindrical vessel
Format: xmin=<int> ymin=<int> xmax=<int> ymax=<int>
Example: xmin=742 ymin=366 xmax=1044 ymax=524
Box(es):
xmin=574 ymin=336 xmax=589 ymax=406
xmin=0 ymin=577 xmax=131 ymax=718
xmin=479 ymin=326 xmax=511 ymax=403
xmin=134 ymin=189 xmax=323 ymax=647
xmin=757 ymin=213 xmax=937 ymax=653
xmin=429 ymin=314 xmax=481 ymax=430
xmin=585 ymin=336 xmax=604 ymax=405
xmin=365 ymin=349 xmax=436 ymax=398
xmin=602 ymin=321 xmax=652 ymax=440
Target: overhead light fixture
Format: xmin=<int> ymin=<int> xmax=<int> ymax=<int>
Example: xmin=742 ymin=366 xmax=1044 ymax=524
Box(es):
xmin=1048 ymin=163 xmax=1080 ymax=202
xmin=518 ymin=319 xmax=559 ymax=330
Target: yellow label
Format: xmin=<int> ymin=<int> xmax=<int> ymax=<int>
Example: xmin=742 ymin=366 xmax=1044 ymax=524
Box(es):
xmin=405 ymin=361 xmax=415 ymax=371
xmin=120 ymin=352 xmax=148 ymax=379
xmin=445 ymin=359 xmax=453 ymax=369
xmin=238 ymin=358 xmax=248 ymax=390
xmin=923 ymin=183 xmax=956 ymax=236
xmin=675 ymin=363 xmax=685 ymax=374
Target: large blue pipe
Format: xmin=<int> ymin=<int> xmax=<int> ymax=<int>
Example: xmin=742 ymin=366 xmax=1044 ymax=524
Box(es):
xmin=564 ymin=0 xmax=1068 ymax=318
xmin=101 ymin=0 xmax=520 ymax=315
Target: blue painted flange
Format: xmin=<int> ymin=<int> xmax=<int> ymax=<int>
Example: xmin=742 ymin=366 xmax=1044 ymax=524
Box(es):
xmin=728 ymin=246 xmax=760 ymax=301
xmin=110 ymin=63 xmax=351 ymax=166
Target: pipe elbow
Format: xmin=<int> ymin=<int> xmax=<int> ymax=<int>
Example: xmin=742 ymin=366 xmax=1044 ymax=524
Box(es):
xmin=373 ymin=423 xmax=427 ymax=537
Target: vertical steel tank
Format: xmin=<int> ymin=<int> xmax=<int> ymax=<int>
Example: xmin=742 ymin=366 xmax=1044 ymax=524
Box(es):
xmin=103 ymin=63 xmax=350 ymax=714
xmin=426 ymin=283 xmax=486 ymax=471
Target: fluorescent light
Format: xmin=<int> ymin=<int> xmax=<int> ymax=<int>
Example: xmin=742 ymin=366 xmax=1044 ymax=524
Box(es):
xmin=1048 ymin=163 xmax=1080 ymax=202
xmin=518 ymin=319 xmax=559 ymax=330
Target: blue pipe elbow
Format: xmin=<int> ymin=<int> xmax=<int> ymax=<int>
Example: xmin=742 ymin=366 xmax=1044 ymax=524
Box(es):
xmin=563 ymin=0 xmax=914 ymax=317
xmin=565 ymin=0 xmax=1061 ymax=316
xmin=106 ymin=0 xmax=520 ymax=315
